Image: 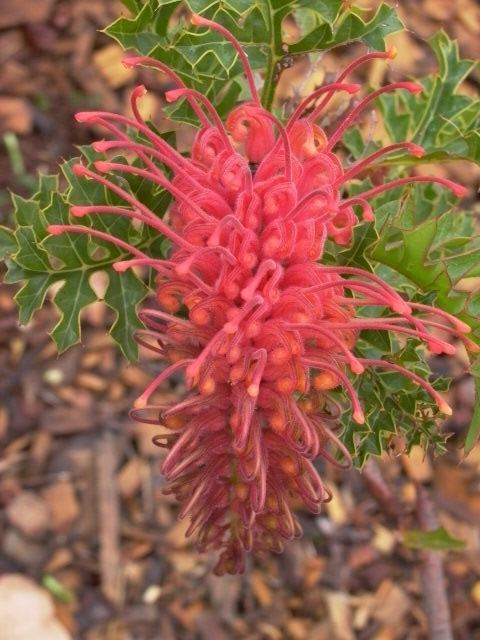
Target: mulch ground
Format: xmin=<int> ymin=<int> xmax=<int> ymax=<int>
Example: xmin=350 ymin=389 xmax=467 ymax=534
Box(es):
xmin=1 ymin=1 xmax=480 ymax=638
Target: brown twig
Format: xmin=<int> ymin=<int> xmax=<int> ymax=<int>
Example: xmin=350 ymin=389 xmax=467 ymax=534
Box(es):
xmin=96 ymin=427 xmax=124 ymax=606
xmin=361 ymin=458 xmax=404 ymax=520
xmin=416 ymin=483 xmax=453 ymax=640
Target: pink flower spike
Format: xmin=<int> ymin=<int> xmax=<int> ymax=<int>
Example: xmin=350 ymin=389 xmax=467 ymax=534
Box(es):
xmin=66 ymin=19 xmax=474 ymax=574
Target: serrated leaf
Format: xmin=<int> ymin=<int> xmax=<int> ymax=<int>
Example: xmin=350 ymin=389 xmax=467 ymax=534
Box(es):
xmin=5 ymin=157 xmax=166 ymax=360
xmin=403 ymin=527 xmax=465 ymax=552
xmin=104 ymin=269 xmax=147 ymax=362
xmin=465 ymin=357 xmax=480 ymax=455
xmin=370 ymin=186 xmax=480 ymax=341
xmin=366 ymin=181 xmax=479 ymax=455
xmin=343 ymin=340 xmax=448 ymax=467
xmin=50 ymin=271 xmax=98 ymax=351
xmin=119 ymin=0 xmax=143 ymax=12
xmin=378 ymin=31 xmax=479 ymax=164
xmin=15 ymin=273 xmax=52 ymax=324
xmin=0 ymin=226 xmax=17 ymax=260
xmin=290 ymin=3 xmax=402 ymax=54
xmin=105 ymin=0 xmax=401 ymax=120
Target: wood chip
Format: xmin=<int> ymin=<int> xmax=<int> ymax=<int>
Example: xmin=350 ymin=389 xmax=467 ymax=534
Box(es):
xmin=93 ymin=44 xmax=135 ymax=89
xmin=165 ymin=518 xmax=191 ymax=549
xmin=324 ymin=592 xmax=354 ymax=640
xmin=76 ymin=372 xmax=109 ymax=392
xmin=471 ymin=580 xmax=480 ymax=605
xmin=42 ymin=481 xmax=80 ymax=532
xmin=372 ymin=525 xmax=397 ymax=555
xmin=401 ymin=445 xmax=433 ymax=482
xmin=44 ymin=548 xmax=73 ymax=572
xmin=251 ymin=571 xmax=273 ymax=607
xmin=29 ymin=430 xmax=53 ymax=471
xmin=372 ymin=580 xmax=411 ymax=626
xmin=284 ymin=618 xmax=309 ymax=640
xmin=0 ymin=97 xmax=32 ymax=134
xmin=6 ymin=491 xmax=50 ymax=538
xmin=117 ymin=457 xmax=144 ymax=499
xmin=41 ymin=406 xmax=94 ymax=435
xmin=0 ymin=405 xmax=8 ymax=440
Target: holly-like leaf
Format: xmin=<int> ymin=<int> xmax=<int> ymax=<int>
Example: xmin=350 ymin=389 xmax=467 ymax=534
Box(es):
xmin=0 ymin=226 xmax=17 ymax=260
xmin=342 ymin=335 xmax=449 ymax=467
xmin=289 ymin=2 xmax=402 ymax=54
xmin=403 ymin=527 xmax=465 ymax=552
xmin=378 ymin=31 xmax=479 ymax=165
xmin=105 ymin=0 xmax=402 ymax=120
xmin=370 ymin=185 xmax=480 ymax=341
xmin=4 ymin=154 xmax=169 ymax=360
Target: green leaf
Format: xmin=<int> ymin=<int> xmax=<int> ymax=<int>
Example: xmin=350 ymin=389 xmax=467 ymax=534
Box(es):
xmin=403 ymin=527 xmax=465 ymax=552
xmin=0 ymin=226 xmax=17 ymax=260
xmin=465 ymin=357 xmax=480 ymax=455
xmin=378 ymin=31 xmax=479 ymax=164
xmin=4 ymin=152 xmax=169 ymax=360
xmin=370 ymin=185 xmax=480 ymax=341
xmin=289 ymin=3 xmax=403 ymax=54
xmin=342 ymin=339 xmax=449 ymax=467
xmin=105 ymin=0 xmax=401 ymax=120
xmin=105 ymin=269 xmax=147 ymax=363
xmin=42 ymin=575 xmax=75 ymax=604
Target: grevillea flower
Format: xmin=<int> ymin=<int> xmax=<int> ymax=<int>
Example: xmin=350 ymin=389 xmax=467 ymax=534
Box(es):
xmin=48 ymin=15 xmax=476 ymax=575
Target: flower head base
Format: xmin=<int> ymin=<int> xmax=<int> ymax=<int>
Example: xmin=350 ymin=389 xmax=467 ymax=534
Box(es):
xmin=49 ymin=15 xmax=473 ymax=574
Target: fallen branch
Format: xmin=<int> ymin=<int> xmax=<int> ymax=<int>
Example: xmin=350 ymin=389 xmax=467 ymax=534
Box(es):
xmin=416 ymin=483 xmax=453 ymax=640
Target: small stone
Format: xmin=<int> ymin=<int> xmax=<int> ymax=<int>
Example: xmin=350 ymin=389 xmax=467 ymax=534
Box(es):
xmin=0 ymin=574 xmax=71 ymax=640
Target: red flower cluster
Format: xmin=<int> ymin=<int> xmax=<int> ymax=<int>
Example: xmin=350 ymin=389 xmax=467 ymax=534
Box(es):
xmin=49 ymin=15 xmax=475 ymax=574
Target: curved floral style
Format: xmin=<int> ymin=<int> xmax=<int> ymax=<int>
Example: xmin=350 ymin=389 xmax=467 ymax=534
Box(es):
xmin=48 ymin=15 xmax=475 ymax=575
